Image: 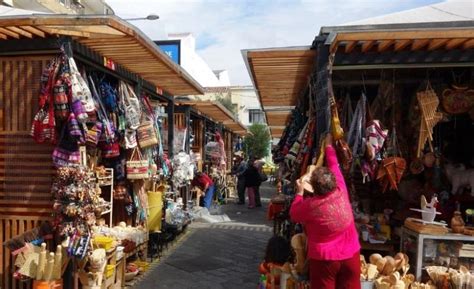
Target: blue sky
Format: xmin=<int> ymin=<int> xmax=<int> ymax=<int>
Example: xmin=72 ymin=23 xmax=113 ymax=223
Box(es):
xmin=107 ymin=0 xmax=443 ymax=85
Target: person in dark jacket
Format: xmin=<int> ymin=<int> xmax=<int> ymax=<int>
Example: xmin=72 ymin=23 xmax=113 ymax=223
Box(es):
xmin=232 ymin=154 xmax=247 ymax=205
xmin=243 ymin=158 xmax=261 ymax=209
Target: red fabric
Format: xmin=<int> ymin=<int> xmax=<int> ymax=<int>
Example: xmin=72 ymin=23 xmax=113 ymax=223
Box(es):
xmin=290 ymin=145 xmax=360 ymax=260
xmin=309 ymin=252 xmax=361 ymax=289
xmin=191 ymin=173 xmax=214 ymax=191
xmin=259 ymin=262 xmax=283 ymax=289
xmin=267 ymin=202 xmax=285 ymax=220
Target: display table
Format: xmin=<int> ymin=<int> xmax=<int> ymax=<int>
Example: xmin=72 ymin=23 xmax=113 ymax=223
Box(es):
xmin=360 ymin=240 xmax=396 ymax=255
xmin=401 ymin=226 xmax=474 ymax=280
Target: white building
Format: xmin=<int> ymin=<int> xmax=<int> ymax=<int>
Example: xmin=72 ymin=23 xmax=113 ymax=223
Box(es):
xmin=167 ymin=33 xmax=230 ymax=88
xmin=1 ymin=0 xmax=114 ymax=14
xmin=229 ymin=86 xmax=263 ymax=126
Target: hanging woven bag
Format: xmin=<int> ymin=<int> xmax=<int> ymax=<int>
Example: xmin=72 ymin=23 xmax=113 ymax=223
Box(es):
xmin=126 ymin=147 xmax=149 ymax=180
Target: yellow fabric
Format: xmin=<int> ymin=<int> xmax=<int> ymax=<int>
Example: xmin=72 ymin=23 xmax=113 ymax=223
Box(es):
xmin=147 ymin=190 xmax=164 ymax=232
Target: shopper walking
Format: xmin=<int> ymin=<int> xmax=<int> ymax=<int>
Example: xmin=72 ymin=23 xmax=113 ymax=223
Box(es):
xmin=290 ymin=134 xmax=361 ymax=289
xmin=243 ymin=158 xmax=261 ymax=209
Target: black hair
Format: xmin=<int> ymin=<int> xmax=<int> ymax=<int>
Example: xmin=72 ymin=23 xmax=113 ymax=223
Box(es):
xmin=264 ymin=236 xmax=291 ymax=265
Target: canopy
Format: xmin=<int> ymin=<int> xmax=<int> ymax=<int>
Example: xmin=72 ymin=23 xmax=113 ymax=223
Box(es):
xmin=0 ymin=14 xmax=204 ymax=96
xmin=242 ymin=46 xmax=315 ymax=137
xmin=178 ymin=101 xmax=247 ymax=136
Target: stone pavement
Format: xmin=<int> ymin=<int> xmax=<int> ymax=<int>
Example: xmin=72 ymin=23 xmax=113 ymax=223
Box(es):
xmin=133 ymin=181 xmax=276 ymax=289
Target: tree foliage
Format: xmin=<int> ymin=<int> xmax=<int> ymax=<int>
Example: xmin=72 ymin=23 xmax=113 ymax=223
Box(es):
xmin=244 ymin=123 xmax=271 ymax=159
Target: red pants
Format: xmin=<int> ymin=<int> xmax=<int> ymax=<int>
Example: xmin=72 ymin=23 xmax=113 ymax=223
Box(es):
xmin=247 ymin=186 xmax=256 ymax=208
xmin=309 ymin=252 xmax=361 ymax=289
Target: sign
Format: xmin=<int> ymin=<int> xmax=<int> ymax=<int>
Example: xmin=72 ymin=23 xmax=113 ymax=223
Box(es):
xmin=154 ymin=40 xmax=181 ymax=64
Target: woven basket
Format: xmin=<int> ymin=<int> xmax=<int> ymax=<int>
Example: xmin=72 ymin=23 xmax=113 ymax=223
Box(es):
xmin=127 ymin=148 xmax=149 ymax=180
xmin=137 ymin=120 xmax=158 ymax=148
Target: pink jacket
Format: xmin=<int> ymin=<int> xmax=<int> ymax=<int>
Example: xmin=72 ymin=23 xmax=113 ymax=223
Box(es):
xmin=290 ymin=145 xmax=360 ymax=261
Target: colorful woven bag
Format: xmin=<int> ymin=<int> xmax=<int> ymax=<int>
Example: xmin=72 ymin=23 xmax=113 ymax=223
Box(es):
xmin=53 ymin=79 xmax=70 ymax=120
xmin=137 ymin=119 xmax=158 ymax=148
xmin=126 ymin=147 xmax=149 ymax=180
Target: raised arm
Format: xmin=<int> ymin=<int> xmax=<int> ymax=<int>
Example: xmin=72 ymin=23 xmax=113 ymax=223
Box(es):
xmin=325 ymin=144 xmax=347 ymax=193
xmin=289 ymin=179 xmax=312 ymax=223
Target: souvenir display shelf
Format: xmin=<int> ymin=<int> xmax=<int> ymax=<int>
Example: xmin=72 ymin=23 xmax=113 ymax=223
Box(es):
xmin=96 ymin=168 xmax=114 ymax=226
xmin=401 ymin=226 xmax=474 ymax=281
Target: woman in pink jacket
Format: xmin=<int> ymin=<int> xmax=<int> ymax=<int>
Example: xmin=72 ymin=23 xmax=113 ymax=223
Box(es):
xmin=290 ymin=134 xmax=360 ymax=289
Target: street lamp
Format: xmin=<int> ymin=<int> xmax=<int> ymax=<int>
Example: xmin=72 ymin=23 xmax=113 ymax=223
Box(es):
xmin=124 ymin=14 xmax=160 ymax=21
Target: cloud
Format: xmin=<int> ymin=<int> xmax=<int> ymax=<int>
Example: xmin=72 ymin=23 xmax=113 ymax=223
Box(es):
xmin=107 ymin=0 xmax=442 ymax=85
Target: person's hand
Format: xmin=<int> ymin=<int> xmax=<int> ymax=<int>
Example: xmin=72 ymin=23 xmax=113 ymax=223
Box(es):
xmin=324 ymin=133 xmax=333 ymax=147
xmin=295 ymin=179 xmax=304 ymax=195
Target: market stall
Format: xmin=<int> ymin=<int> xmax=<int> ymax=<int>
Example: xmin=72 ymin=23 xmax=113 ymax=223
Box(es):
xmin=177 ymin=100 xmax=247 ymax=204
xmin=244 ymin=20 xmax=474 ymax=288
xmin=0 ymin=14 xmax=204 ymax=289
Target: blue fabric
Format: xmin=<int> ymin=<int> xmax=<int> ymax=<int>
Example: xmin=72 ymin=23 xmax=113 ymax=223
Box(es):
xmin=203 ymin=184 xmax=215 ymax=209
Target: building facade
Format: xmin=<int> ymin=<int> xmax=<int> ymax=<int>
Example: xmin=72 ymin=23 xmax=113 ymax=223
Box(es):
xmin=1 ymin=0 xmax=114 ymax=14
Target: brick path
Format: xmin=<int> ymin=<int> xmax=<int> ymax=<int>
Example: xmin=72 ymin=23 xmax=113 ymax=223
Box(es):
xmin=133 ymin=182 xmax=275 ymax=289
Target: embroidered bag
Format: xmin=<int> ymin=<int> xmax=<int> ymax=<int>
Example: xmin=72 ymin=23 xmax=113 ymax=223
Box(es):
xmin=119 ymin=81 xmax=141 ymax=130
xmin=99 ymin=81 xmax=117 ymax=112
xmin=127 ymin=147 xmax=149 ymax=180
xmin=86 ymin=122 xmax=102 ymax=147
xmin=100 ymin=139 xmax=120 ymax=159
xmin=53 ymin=79 xmax=70 ymax=120
xmin=31 ymin=56 xmax=60 ymax=143
xmin=89 ymin=75 xmax=115 ymax=141
xmin=125 ymin=129 xmax=138 ymax=149
xmin=52 ymin=119 xmax=80 ymax=168
xmin=67 ymin=112 xmax=85 ymax=145
xmin=138 ymin=95 xmax=159 ymax=148
xmin=68 ymin=57 xmax=95 ymax=112
xmin=31 ymin=104 xmax=56 ymax=144
xmin=137 ymin=118 xmax=158 ymax=148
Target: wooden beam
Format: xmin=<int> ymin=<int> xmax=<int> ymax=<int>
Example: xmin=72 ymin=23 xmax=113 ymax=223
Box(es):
xmin=0 ymin=27 xmax=19 ymax=39
xmin=445 ymin=38 xmax=468 ymax=50
xmin=428 ymin=38 xmax=449 ymax=50
xmin=463 ymin=39 xmax=474 ymax=49
xmin=394 ymin=39 xmax=412 ymax=51
xmin=361 ymin=40 xmax=376 ymax=53
xmin=248 ymin=49 xmax=316 ymax=59
xmin=38 ymin=26 xmax=91 ymax=37
xmin=377 ymin=40 xmax=395 ymax=52
xmin=344 ymin=41 xmax=358 ymax=53
xmin=19 ymin=25 xmax=46 ymax=37
xmin=411 ymin=39 xmax=430 ymax=50
xmin=334 ymin=29 xmax=474 ymax=42
xmin=6 ymin=26 xmax=32 ymax=38
xmin=0 ymin=32 xmax=7 ymax=40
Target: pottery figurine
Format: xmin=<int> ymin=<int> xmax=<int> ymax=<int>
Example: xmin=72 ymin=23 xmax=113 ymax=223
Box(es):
xmin=451 ymin=211 xmax=465 ymax=234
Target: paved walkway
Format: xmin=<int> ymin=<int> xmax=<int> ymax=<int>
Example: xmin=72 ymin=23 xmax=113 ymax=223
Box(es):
xmin=134 ymin=182 xmax=275 ymax=289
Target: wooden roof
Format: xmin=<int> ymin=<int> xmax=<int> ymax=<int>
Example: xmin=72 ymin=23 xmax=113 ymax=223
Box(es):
xmin=0 ymin=15 xmax=204 ymax=96
xmin=326 ymin=23 xmax=474 ymax=55
xmin=179 ymin=101 xmax=247 ymax=136
xmin=243 ymin=47 xmax=315 ymax=138
xmin=270 ymin=127 xmax=285 ymax=138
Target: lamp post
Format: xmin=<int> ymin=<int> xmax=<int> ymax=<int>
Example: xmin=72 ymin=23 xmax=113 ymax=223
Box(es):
xmin=124 ymin=14 xmax=160 ymax=21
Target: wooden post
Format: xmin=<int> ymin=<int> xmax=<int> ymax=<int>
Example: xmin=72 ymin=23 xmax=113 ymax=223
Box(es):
xmin=167 ymin=99 xmax=174 ymax=158
xmin=184 ymin=105 xmax=191 ymax=154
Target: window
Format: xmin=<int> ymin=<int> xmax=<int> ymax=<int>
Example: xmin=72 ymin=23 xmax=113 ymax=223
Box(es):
xmin=248 ymin=109 xmax=264 ymax=124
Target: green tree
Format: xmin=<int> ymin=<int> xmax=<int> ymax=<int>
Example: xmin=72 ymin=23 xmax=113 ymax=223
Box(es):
xmin=244 ymin=123 xmax=271 ymax=158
